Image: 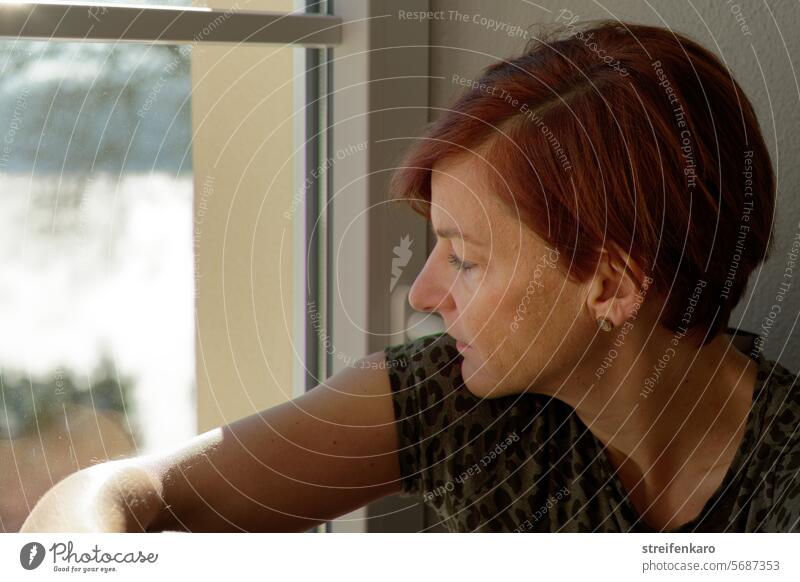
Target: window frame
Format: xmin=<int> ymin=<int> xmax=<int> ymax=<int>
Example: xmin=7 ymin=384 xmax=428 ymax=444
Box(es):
xmin=324 ymin=0 xmax=432 ymax=532
xmin=0 ymin=1 xmax=341 ymax=46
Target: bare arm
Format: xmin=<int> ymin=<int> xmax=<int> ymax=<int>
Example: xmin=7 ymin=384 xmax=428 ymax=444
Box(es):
xmin=21 ymin=350 xmax=403 ymax=532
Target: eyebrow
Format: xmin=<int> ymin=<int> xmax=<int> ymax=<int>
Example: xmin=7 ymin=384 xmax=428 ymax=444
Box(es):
xmin=434 ymin=226 xmax=481 ymax=245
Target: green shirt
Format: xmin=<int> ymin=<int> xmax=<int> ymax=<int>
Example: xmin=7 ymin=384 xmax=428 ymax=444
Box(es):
xmin=384 ymin=329 xmax=800 ymax=532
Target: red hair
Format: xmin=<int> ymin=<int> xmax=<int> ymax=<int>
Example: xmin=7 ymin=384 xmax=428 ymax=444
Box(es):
xmin=390 ymin=21 xmax=775 ymax=343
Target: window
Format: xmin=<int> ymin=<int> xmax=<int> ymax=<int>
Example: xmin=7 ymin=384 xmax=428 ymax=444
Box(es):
xmin=0 ymin=35 xmax=195 ymax=531
xmin=0 ymin=0 xmax=433 ymax=533
xmin=0 ymin=0 xmax=341 ymax=532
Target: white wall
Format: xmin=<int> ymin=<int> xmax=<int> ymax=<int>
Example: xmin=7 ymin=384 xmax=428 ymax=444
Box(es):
xmin=428 ymin=0 xmax=800 ymax=372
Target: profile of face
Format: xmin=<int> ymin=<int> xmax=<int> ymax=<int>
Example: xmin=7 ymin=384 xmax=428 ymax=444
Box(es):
xmin=408 ymin=150 xmax=606 ymax=398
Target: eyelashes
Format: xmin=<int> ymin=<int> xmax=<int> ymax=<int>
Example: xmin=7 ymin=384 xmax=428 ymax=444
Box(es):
xmin=447 ymin=252 xmax=476 ymax=273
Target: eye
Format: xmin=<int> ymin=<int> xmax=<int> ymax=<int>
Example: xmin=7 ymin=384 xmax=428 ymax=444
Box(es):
xmin=447 ymin=252 xmax=476 ymax=273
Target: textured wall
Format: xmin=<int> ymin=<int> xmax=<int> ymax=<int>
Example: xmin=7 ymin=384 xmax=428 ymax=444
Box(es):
xmin=428 ymin=0 xmax=800 ymax=372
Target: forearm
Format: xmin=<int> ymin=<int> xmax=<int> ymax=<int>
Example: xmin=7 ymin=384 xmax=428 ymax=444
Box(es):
xmin=23 ymin=354 xmax=402 ymax=533
xmin=134 ymin=411 xmax=399 ymax=532
xmin=136 ymin=428 xmax=371 ymax=533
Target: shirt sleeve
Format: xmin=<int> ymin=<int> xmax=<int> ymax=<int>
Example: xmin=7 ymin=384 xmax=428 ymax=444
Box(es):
xmin=765 ymin=432 xmax=800 ymax=532
xmin=760 ymin=359 xmax=800 ymax=532
xmin=383 ymin=332 xmax=570 ymax=532
xmin=384 ymin=332 xmax=465 ymax=498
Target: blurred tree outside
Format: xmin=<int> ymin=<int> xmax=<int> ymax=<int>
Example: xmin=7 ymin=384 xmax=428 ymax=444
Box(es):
xmin=0 ymin=20 xmax=195 ymax=531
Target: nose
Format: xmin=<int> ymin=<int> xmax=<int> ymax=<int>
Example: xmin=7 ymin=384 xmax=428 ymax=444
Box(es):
xmin=408 ymin=250 xmax=453 ymax=314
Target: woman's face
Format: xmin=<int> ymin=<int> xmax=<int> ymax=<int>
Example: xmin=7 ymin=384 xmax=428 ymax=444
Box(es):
xmin=408 ymin=151 xmax=596 ymax=398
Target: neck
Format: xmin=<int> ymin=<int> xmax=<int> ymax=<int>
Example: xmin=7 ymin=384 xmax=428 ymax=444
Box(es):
xmin=559 ymin=327 xmax=758 ymax=483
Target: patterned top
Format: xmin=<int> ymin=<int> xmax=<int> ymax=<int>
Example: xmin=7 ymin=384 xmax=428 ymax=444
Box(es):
xmin=384 ymin=329 xmax=800 ymax=532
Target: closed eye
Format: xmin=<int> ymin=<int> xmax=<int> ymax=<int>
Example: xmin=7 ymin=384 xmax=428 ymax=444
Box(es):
xmin=447 ymin=252 xmax=475 ymax=272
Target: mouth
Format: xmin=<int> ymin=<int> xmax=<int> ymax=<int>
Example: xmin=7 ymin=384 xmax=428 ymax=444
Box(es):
xmin=446 ymin=330 xmax=472 ymax=352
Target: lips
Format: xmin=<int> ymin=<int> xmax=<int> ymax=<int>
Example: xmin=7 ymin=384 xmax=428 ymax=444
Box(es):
xmin=446 ymin=329 xmax=471 ymax=352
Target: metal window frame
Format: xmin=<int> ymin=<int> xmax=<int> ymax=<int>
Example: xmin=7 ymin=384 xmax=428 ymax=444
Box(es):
xmin=0 ymin=1 xmax=341 ymax=46
xmin=325 ymin=0 xmax=431 ymax=532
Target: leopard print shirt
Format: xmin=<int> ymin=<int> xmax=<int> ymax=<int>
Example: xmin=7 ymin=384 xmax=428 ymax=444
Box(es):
xmin=384 ymin=330 xmax=800 ymax=532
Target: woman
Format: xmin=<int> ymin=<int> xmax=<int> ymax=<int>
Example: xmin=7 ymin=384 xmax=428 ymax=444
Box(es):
xmin=21 ymin=21 xmax=799 ymax=533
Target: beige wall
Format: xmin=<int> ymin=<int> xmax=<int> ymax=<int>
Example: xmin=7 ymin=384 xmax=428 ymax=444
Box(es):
xmin=192 ymin=0 xmax=297 ymax=431
xmin=429 ymin=0 xmax=800 ymax=372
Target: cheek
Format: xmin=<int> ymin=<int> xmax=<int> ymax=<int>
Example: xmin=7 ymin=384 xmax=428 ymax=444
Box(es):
xmin=456 ymin=257 xmax=570 ymax=338
xmin=502 ymin=275 xmax=550 ymax=333
xmin=449 ymin=270 xmax=488 ymax=311
xmin=456 ymin=277 xmax=536 ymax=357
xmin=484 ymin=267 xmax=568 ymax=353
xmin=457 ymin=279 xmax=504 ymax=328
xmin=457 ymin=278 xmax=557 ymax=395
xmin=460 ymin=264 xmax=588 ymax=394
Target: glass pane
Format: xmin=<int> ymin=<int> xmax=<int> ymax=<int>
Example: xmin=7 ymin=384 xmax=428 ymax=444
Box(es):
xmin=0 ymin=39 xmax=195 ymax=531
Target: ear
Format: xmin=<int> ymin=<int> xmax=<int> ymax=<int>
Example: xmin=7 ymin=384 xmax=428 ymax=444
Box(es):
xmin=584 ymin=246 xmax=647 ymax=328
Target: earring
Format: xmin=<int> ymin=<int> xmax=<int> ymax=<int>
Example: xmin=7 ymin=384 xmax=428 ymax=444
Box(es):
xmin=596 ymin=317 xmax=613 ymax=332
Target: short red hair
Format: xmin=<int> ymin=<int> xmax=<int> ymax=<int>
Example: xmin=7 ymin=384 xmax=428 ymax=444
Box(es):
xmin=390 ymin=21 xmax=775 ymax=343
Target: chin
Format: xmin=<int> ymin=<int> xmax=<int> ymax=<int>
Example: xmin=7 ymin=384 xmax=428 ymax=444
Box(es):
xmin=459 ymin=357 xmax=486 ymax=394
xmin=460 ymin=358 xmax=518 ymax=399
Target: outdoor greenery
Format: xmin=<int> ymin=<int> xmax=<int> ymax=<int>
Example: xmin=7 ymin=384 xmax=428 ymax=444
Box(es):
xmin=0 ymin=356 xmax=136 ymax=440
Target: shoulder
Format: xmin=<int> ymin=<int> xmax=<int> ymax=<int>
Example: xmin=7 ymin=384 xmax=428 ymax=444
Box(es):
xmin=759 ymin=357 xmax=799 ymax=448
xmin=383 ymin=332 xmax=471 ymax=461
xmin=384 ymin=332 xmax=461 ymax=387
xmin=385 ymin=332 xmax=492 ymax=440
xmin=382 ymin=333 xmax=559 ymax=507
xmin=384 ymin=332 xmax=542 ymax=432
xmin=382 ymin=333 xmax=467 ymax=499
xmin=757 ymin=357 xmax=800 ymax=530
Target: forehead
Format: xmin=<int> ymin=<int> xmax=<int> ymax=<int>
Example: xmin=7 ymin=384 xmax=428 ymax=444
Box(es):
xmin=429 ymin=151 xmax=519 ymax=235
